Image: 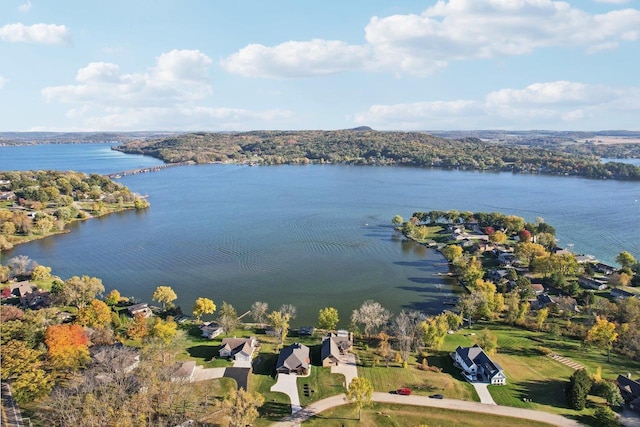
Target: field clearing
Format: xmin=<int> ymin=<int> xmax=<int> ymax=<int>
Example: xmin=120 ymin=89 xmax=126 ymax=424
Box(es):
xmin=577 ymin=136 xmax=640 ymax=144
xmin=304 ymin=402 xmax=555 ymax=427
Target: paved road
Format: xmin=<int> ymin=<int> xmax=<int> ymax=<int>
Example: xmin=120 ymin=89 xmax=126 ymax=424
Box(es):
xmin=1 ymin=382 xmax=24 ymax=427
xmin=270 ymin=392 xmax=584 ymax=427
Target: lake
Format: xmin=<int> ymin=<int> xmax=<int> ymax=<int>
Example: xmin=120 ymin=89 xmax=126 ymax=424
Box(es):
xmin=2 ymin=144 xmax=639 ymax=326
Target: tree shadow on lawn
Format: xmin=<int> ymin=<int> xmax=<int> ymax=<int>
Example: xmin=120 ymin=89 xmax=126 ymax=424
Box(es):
xmin=498 ymin=346 xmax=544 ymax=358
xmin=186 ymin=344 xmax=217 ymax=361
xmin=253 ymin=351 xmax=278 ymax=376
xmin=516 ymin=379 xmax=569 ymax=410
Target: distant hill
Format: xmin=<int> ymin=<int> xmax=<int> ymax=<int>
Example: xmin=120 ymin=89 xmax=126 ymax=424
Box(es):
xmin=112 ymin=129 xmax=640 ymax=180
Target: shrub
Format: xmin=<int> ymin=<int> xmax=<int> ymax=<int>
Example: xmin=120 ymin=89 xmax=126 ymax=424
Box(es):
xmin=536 ymin=346 xmax=553 ymax=355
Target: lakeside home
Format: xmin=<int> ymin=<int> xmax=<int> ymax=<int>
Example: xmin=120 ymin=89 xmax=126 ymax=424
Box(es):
xmin=453 ymin=344 xmax=506 ymax=385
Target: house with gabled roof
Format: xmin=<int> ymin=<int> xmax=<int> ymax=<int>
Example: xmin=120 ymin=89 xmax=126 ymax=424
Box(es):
xmin=200 ymin=322 xmax=223 ymax=339
xmin=276 ymin=343 xmax=310 ymax=375
xmin=219 ymin=337 xmax=257 ymax=362
xmin=127 ymin=302 xmax=153 ymax=318
xmin=453 ymin=344 xmax=506 ymax=385
xmin=321 ymin=332 xmax=353 ymax=367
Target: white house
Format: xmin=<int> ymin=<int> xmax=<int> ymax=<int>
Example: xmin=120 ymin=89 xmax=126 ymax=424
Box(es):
xmin=454 ymin=344 xmax=506 ymax=385
xmin=200 ymin=322 xmax=223 ymax=339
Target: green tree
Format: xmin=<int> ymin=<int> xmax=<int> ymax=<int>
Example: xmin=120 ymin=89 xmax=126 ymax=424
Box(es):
xmin=152 ymin=285 xmax=177 ymax=311
xmin=566 ymin=369 xmax=592 ymax=410
xmin=150 ymin=317 xmax=178 ymax=344
xmin=192 ymin=297 xmax=216 ymax=322
xmin=59 ymin=275 xmax=105 ymax=309
xmin=475 ymin=328 xmax=498 ymax=355
xmin=346 ymin=377 xmax=374 ymax=420
xmin=586 ymin=316 xmax=618 ymax=362
xmin=593 ymin=406 xmax=621 ymax=427
xmin=616 ymin=251 xmax=638 ymax=270
xmin=458 ymin=256 xmax=484 ymax=285
xmin=104 ymin=289 xmax=122 ymax=306
xmin=599 ymin=381 xmax=624 ymax=407
xmin=515 ymin=242 xmax=548 ymax=267
xmin=318 ymin=307 xmax=340 ymax=330
xmin=31 ymin=264 xmax=52 ymax=281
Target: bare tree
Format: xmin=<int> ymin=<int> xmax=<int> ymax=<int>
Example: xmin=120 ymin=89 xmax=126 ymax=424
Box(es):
xmin=392 ymin=310 xmax=425 ymax=362
xmin=351 ymin=300 xmax=391 ymax=340
xmin=250 ymin=301 xmax=268 ymax=326
xmin=279 ymin=304 xmax=297 ymax=320
xmin=7 ymin=255 xmax=37 ymax=278
xmin=218 ymin=301 xmax=239 ymax=335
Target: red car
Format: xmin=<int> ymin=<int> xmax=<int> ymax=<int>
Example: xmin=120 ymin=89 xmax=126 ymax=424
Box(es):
xmin=397 ymin=388 xmax=412 ymax=395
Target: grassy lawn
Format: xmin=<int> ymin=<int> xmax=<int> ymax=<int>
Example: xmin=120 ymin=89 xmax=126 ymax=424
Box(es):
xmin=303 ymin=402 xmax=555 ymax=426
xmin=445 ymin=321 xmax=640 ymax=425
xmin=354 ymin=342 xmax=478 ymax=401
xmin=298 ymin=365 xmax=346 ymax=407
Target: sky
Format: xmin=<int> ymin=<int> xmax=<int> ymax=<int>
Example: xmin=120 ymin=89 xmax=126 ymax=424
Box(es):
xmin=1 ymin=0 xmax=639 ymax=132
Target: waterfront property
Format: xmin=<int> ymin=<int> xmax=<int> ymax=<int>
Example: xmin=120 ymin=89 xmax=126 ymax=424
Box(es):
xmin=200 ymin=322 xmax=223 ymax=339
xmin=321 ymin=331 xmax=353 ymax=367
xmin=276 ymin=343 xmax=310 ymax=375
xmin=127 ymin=303 xmax=153 ymax=318
xmin=453 ymin=344 xmax=506 ymax=385
xmin=219 ymin=337 xmax=257 ymax=362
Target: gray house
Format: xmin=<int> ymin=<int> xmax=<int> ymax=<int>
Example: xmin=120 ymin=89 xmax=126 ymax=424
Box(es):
xmin=276 ymin=343 xmax=310 ymax=375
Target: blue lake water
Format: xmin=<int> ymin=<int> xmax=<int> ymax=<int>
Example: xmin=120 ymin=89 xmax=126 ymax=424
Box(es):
xmin=1 ymin=144 xmax=639 ymax=326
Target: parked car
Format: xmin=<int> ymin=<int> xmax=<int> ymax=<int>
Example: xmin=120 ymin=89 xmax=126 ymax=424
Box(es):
xmin=397 ymin=388 xmax=412 ymax=395
xmin=429 ymin=394 xmax=444 ymax=399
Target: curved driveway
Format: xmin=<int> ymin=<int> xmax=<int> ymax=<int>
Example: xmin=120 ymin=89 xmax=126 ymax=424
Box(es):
xmin=270 ymin=392 xmax=584 ymax=427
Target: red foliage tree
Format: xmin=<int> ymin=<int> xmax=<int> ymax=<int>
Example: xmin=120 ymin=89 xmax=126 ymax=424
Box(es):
xmin=519 ymin=229 xmax=532 ymax=243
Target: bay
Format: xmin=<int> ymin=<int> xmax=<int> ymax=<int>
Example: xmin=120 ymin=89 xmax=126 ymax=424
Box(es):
xmin=1 ymin=144 xmax=639 ymax=326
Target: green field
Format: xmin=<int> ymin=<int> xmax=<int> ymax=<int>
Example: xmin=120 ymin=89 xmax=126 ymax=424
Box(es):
xmin=304 ymin=402 xmax=555 ymax=427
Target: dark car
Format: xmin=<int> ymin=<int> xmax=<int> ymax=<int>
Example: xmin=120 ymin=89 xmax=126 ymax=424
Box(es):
xmin=397 ymin=388 xmax=412 ymax=395
xmin=429 ymin=394 xmax=444 ymax=399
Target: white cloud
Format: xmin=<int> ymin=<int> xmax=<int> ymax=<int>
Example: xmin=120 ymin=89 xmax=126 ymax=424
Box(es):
xmin=18 ymin=1 xmax=32 ymax=12
xmin=0 ymin=75 xmax=7 ymax=89
xmin=354 ymin=81 xmax=640 ymax=130
xmin=223 ymin=0 xmax=640 ymax=77
xmin=41 ymin=49 xmax=293 ymax=130
xmin=594 ymin=0 xmax=631 ymax=4
xmin=43 ymin=50 xmax=213 ymax=106
xmin=0 ymin=23 xmax=70 ymax=45
xmin=221 ymin=39 xmax=372 ymax=78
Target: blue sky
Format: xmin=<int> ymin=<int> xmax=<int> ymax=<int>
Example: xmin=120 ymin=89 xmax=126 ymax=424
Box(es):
xmin=1 ymin=0 xmax=639 ymax=131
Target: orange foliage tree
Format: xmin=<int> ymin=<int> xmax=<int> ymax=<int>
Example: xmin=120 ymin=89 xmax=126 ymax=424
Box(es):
xmin=45 ymin=324 xmax=90 ymax=371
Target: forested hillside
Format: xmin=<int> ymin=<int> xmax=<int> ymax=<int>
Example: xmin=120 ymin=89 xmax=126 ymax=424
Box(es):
xmin=114 ymin=129 xmax=640 ymax=180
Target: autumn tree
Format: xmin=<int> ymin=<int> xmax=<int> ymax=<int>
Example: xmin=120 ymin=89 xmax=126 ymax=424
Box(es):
xmin=223 ymin=388 xmax=264 ymax=427
xmin=104 ymin=289 xmax=122 ymax=306
xmin=279 ymin=304 xmax=297 ymax=320
xmin=218 ymin=301 xmax=239 ymax=335
xmin=489 ymin=230 xmax=507 ymax=244
xmin=318 ymin=306 xmax=339 ymax=330
xmin=268 ymin=310 xmax=291 ymax=346
xmin=393 ymin=310 xmax=425 ymax=362
xmin=250 ymin=301 xmax=268 ymax=326
xmin=515 ymin=242 xmax=548 ymax=267
xmin=58 ymin=275 xmax=105 ymax=308
xmin=192 ymin=297 xmax=216 ymax=322
xmin=76 ymin=299 xmax=112 ymax=328
xmin=45 ymin=323 xmax=90 ymax=371
xmin=457 ymin=256 xmax=484 ymax=285
xmin=346 ymin=377 xmax=374 ymax=420
xmin=31 ymin=264 xmax=52 ymax=281
xmin=152 ymin=285 xmax=177 ymax=311
xmin=127 ymin=312 xmax=149 ymax=340
xmin=586 ymin=316 xmax=619 ymax=362
xmin=351 ymin=300 xmax=392 ymax=339
xmin=441 ymin=244 xmax=463 ymax=262
xmin=150 ymin=317 xmax=178 ymax=345
xmin=536 ymin=307 xmax=549 ymax=331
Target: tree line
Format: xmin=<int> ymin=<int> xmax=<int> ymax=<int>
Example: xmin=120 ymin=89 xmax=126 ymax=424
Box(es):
xmin=113 ymin=129 xmax=640 ymax=180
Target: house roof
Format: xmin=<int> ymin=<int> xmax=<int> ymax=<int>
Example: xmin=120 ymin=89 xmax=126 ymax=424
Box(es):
xmin=321 ymin=336 xmax=340 ymax=361
xmin=277 ymin=343 xmax=310 ymax=372
xmin=617 ymin=375 xmax=640 ymax=398
xmin=455 ymin=344 xmax=503 ymax=377
xmin=220 ymin=337 xmax=255 ymax=357
xmin=173 ymin=361 xmax=196 ymax=380
xmin=10 ymin=281 xmax=34 ymax=297
xmin=127 ymin=303 xmax=149 ymax=313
